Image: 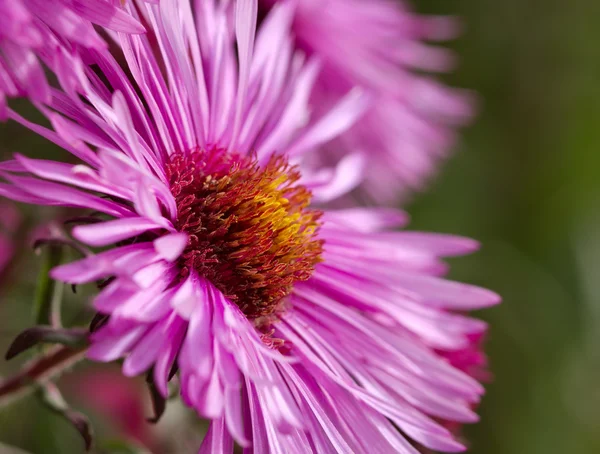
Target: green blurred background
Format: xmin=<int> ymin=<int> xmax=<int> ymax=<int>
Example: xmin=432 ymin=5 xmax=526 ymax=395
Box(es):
xmin=1 ymin=0 xmax=600 ymax=452
xmin=414 ymin=0 xmax=600 ymax=452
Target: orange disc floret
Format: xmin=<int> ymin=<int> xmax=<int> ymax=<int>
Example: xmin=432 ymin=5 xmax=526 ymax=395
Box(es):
xmin=166 ymin=147 xmax=323 ymax=320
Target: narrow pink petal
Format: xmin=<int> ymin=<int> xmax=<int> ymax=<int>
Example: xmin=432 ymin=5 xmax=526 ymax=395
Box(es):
xmin=179 ymin=279 xmax=214 ymax=380
xmin=170 ymin=273 xmax=197 ymax=320
xmin=229 ymin=0 xmax=258 ymax=151
xmin=73 ymin=217 xmax=164 ymax=247
xmin=131 ymin=261 xmax=174 ymax=289
xmin=256 ymin=59 xmax=321 ymax=160
xmin=26 ymin=0 xmax=106 ymax=49
xmin=133 ymin=177 xmax=171 ymax=226
xmin=310 ymin=153 xmax=365 ymax=203
xmin=287 ymin=89 xmax=370 ymax=157
xmin=0 ymin=183 xmax=56 ymax=205
xmin=69 ymin=0 xmax=146 ymax=34
xmin=14 ymin=154 xmax=129 ymax=199
xmin=154 ymin=232 xmax=188 ymax=262
xmin=7 ymin=109 xmax=100 ymax=166
xmin=199 ymin=418 xmax=234 ymax=454
xmin=195 ymin=367 xmax=225 ymax=418
xmin=390 ymin=272 xmax=501 ymax=309
xmin=2 ymin=173 xmax=130 ymax=217
xmin=154 ymin=315 xmax=186 ymax=397
xmin=244 ymin=382 xmax=269 ymax=453
xmin=97 ymin=149 xmax=177 ymax=219
xmin=87 ymin=324 xmax=147 ymax=362
xmin=122 ymin=320 xmax=165 ymax=377
xmin=111 ymin=91 xmax=164 ymax=177
xmin=93 ymin=279 xmax=140 ymax=313
xmin=224 ymin=387 xmax=250 ymax=447
xmin=323 ymin=208 xmax=410 ymax=232
xmin=0 ymin=160 xmax=26 ymax=172
xmin=1 ymin=42 xmax=50 ymax=102
xmin=377 ymin=232 xmax=480 ymax=256
xmin=50 ymin=246 xmax=145 ymax=284
xmin=112 ymin=273 xmax=175 ymax=320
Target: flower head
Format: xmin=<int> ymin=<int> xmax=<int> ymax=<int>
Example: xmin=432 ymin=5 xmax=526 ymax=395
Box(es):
xmin=262 ymin=0 xmax=475 ymax=202
xmin=0 ymin=0 xmax=498 ymax=452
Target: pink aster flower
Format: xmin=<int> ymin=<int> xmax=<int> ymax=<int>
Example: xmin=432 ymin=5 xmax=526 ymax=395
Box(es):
xmin=0 ymin=1 xmax=499 ymax=452
xmin=0 ymin=0 xmax=145 ymax=115
xmin=261 ymin=0 xmax=475 ymax=202
xmin=64 ymin=366 xmax=157 ymax=450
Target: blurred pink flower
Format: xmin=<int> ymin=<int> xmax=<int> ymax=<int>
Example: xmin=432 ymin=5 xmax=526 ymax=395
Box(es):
xmin=64 ymin=366 xmax=156 ymax=449
xmin=262 ymin=0 xmax=475 ymax=202
xmin=0 ymin=0 xmax=144 ymax=116
xmin=0 ymin=1 xmax=498 ymax=452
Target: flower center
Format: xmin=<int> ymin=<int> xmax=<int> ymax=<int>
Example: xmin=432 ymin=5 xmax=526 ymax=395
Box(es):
xmin=166 ymin=148 xmax=323 ymax=320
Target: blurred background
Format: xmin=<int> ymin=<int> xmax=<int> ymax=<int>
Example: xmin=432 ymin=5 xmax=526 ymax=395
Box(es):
xmin=1 ymin=0 xmax=600 ymax=452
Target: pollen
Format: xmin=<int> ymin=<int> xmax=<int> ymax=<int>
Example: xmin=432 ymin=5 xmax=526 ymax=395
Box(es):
xmin=166 ymin=147 xmax=323 ymax=320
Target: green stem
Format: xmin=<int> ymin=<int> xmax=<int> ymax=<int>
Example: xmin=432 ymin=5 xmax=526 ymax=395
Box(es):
xmin=34 ymin=245 xmax=63 ymax=326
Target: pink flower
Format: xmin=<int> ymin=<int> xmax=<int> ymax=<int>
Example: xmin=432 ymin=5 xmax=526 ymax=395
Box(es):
xmin=63 ymin=366 xmax=157 ymax=450
xmin=0 ymin=0 xmax=145 ymax=116
xmin=262 ymin=0 xmax=475 ymax=202
xmin=0 ymin=1 xmax=498 ymax=452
